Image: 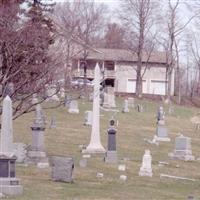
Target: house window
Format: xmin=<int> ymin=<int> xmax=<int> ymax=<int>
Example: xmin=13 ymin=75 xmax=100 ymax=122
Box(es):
xmin=105 ymin=61 xmax=115 ymax=71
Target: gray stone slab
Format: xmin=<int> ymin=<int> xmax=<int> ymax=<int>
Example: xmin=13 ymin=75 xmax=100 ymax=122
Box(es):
xmin=51 ymin=156 xmax=74 ymax=183
xmin=104 ymin=151 xmax=118 ymax=163
xmin=156 ymin=125 xmax=168 ymax=138
xmin=13 ymin=143 xmax=27 ymax=163
xmin=79 ymin=159 xmax=87 ymax=168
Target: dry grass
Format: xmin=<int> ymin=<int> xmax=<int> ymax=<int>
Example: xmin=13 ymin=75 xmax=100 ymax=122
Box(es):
xmin=7 ymin=97 xmax=200 ymax=200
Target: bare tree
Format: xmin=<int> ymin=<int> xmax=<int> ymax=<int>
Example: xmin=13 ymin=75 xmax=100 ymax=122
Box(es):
xmin=119 ymin=0 xmax=159 ymax=97
xmin=158 ymin=0 xmax=196 ymax=101
xmin=0 ymin=0 xmax=60 ymax=119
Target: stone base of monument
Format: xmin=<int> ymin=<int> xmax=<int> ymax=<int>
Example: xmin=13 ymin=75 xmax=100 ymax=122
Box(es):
xmin=50 ymin=156 xmax=74 ymax=183
xmin=104 ymin=151 xmax=118 ymax=163
xmin=68 ymin=108 xmax=79 ymax=114
xmin=153 ymin=125 xmax=170 ymax=142
xmin=139 ymin=168 xmax=153 ymax=177
xmin=26 ymin=150 xmax=49 ymax=166
xmin=168 ymin=150 xmax=195 ymax=161
xmin=0 ymin=178 xmax=23 ymax=196
xmin=153 ymin=135 xmax=171 ymax=142
xmin=82 ymin=146 xmax=106 ymax=154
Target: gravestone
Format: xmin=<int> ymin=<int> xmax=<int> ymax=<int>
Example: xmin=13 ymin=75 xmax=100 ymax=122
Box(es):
xmin=0 ymin=96 xmax=23 ymax=196
xmin=139 ymin=149 xmax=153 ymax=177
xmin=104 ymin=119 xmax=118 ymax=163
xmin=103 ymin=87 xmax=116 ymax=108
xmin=82 ymin=63 xmax=105 ymax=154
xmin=49 ymin=115 xmax=56 ymax=129
xmin=118 ymin=164 xmax=126 ymax=171
xmin=68 ymin=100 xmax=79 ymax=114
xmin=26 ymin=104 xmax=49 ymax=166
xmin=169 ymin=135 xmax=195 ymax=161
xmin=79 ymin=158 xmax=87 ymax=168
xmin=122 ymin=99 xmax=129 ymax=113
xmin=153 ymin=106 xmax=170 ymax=142
xmin=51 ymin=156 xmax=74 ymax=183
xmin=136 ymin=104 xmax=144 ymax=112
xmin=46 ymin=85 xmax=60 ymax=102
xmin=84 ymin=111 xmax=93 ymax=126
xmin=119 ymin=175 xmax=127 ymax=181
xmin=13 ymin=143 xmax=27 ymax=163
xmin=127 ymin=97 xmax=135 ymax=108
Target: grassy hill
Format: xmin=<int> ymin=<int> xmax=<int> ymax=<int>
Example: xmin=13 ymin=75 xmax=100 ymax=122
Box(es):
xmin=10 ymin=97 xmax=200 ymax=200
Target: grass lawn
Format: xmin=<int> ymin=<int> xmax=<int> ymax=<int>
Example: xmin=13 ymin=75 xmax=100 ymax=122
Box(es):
xmin=8 ymin=97 xmax=200 ymax=200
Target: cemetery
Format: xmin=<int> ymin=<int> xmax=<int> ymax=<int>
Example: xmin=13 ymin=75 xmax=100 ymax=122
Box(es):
xmin=0 ymin=89 xmax=199 ymax=199
xmin=1 ymin=0 xmax=200 ymax=200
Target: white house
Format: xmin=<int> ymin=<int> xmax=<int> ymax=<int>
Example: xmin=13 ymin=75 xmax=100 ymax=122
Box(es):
xmin=72 ymin=48 xmax=174 ymax=96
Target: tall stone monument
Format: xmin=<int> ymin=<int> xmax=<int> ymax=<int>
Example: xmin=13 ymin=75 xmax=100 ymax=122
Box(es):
xmin=0 ymin=96 xmax=23 ymax=196
xmin=153 ymin=106 xmax=170 ymax=142
xmin=168 ymin=134 xmax=195 ymax=161
xmin=104 ymin=119 xmax=118 ymax=163
xmin=26 ymin=103 xmax=49 ymax=167
xmin=82 ymin=63 xmax=105 ymax=154
xmin=139 ymin=149 xmax=153 ymax=177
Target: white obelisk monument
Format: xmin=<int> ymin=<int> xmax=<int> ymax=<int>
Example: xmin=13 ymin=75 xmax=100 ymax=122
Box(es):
xmin=0 ymin=95 xmax=14 ymax=156
xmin=83 ymin=63 xmax=105 ymax=154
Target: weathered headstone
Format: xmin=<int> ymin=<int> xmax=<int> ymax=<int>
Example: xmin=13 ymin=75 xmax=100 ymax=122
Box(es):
xmin=84 ymin=111 xmax=93 ymax=126
xmin=13 ymin=143 xmax=27 ymax=163
xmin=122 ymin=99 xmax=129 ymax=113
xmin=68 ymin=100 xmax=79 ymax=114
xmin=136 ymin=104 xmax=144 ymax=112
xmin=104 ymin=119 xmax=118 ymax=163
xmin=119 ymin=175 xmax=127 ymax=181
xmin=153 ymin=106 xmax=170 ymax=142
xmin=46 ymin=85 xmax=60 ymax=102
xmin=103 ymin=87 xmax=116 ymax=108
xmin=118 ymin=164 xmax=126 ymax=171
xmin=0 ymin=96 xmax=23 ymax=196
xmin=26 ymin=104 xmax=49 ymax=166
xmin=82 ymin=63 xmax=105 ymax=154
xmin=51 ymin=156 xmax=74 ymax=183
xmin=169 ymin=134 xmax=195 ymax=161
xmin=79 ymin=158 xmax=87 ymax=168
xmin=49 ymin=115 xmax=56 ymax=129
xmin=127 ymin=97 xmax=135 ymax=108
xmin=139 ymin=149 xmax=153 ymax=177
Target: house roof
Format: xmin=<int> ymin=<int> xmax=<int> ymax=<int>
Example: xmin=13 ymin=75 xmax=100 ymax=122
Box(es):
xmin=76 ymin=48 xmax=167 ymax=64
